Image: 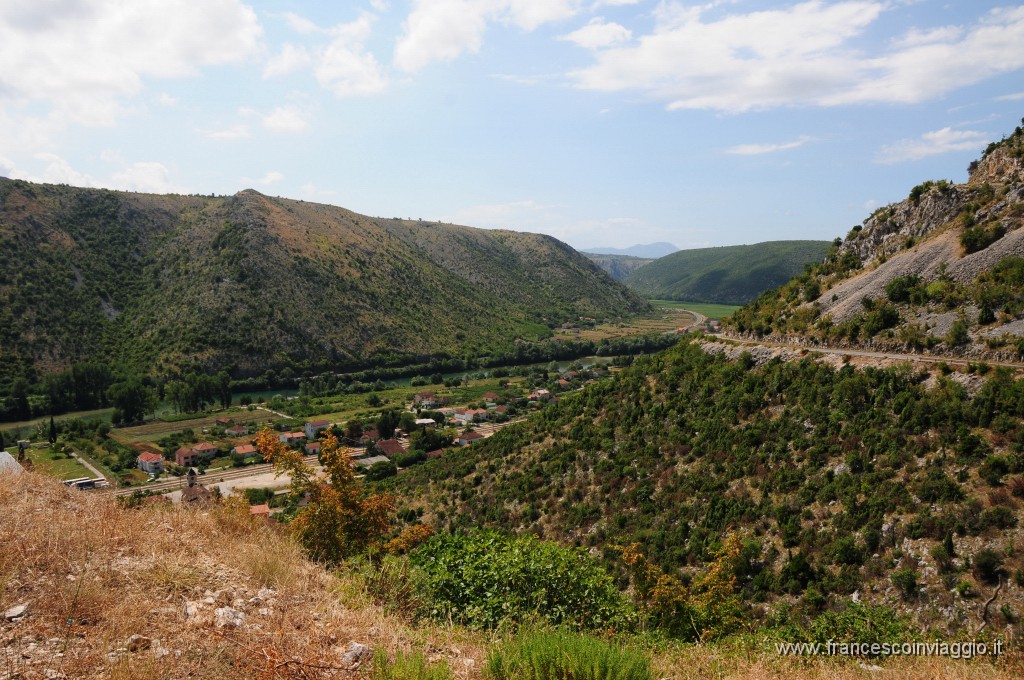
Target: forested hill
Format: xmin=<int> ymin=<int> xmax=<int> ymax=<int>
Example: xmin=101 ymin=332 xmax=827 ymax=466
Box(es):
xmin=623 ymin=240 xmax=832 ymax=304
xmin=728 ymin=119 xmax=1024 ymax=354
xmin=391 ymin=337 xmax=1024 ymax=633
xmin=0 ymin=179 xmax=647 ymax=389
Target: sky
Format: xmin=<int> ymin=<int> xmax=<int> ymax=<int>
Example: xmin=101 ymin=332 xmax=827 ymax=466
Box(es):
xmin=1 ymin=1 xmax=1023 ymax=251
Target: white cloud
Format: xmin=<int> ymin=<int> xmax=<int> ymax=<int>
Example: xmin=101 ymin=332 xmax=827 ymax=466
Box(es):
xmin=593 ymin=0 xmax=639 ymax=6
xmin=875 ymin=127 xmax=989 ymax=164
xmin=996 ymin=91 xmax=1024 ymax=102
xmin=726 ymin=135 xmax=815 ymax=156
xmin=243 ymin=171 xmax=284 ymax=186
xmin=370 ymin=0 xmax=390 ymax=11
xmin=570 ymin=2 xmax=1024 ymax=112
xmin=111 ymin=162 xmax=188 ymax=194
xmin=395 ymin=0 xmax=581 ymax=73
xmin=33 ymin=153 xmax=97 ymax=186
xmin=264 ymin=43 xmax=312 ymax=78
xmin=207 ymin=124 xmax=251 ymax=140
xmin=0 ymin=0 xmax=262 ymax=125
xmin=262 ymin=106 xmax=309 ymax=132
xmin=560 ymin=18 xmax=631 ymax=49
xmin=277 ymin=11 xmax=389 ymax=96
xmin=157 ymin=93 xmax=178 ymax=106
xmin=0 ymin=155 xmax=14 ymax=177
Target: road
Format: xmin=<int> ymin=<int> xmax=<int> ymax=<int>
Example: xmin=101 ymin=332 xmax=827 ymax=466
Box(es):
xmin=716 ymin=334 xmax=1024 ymax=370
xmin=104 ymin=455 xmax=322 ymax=497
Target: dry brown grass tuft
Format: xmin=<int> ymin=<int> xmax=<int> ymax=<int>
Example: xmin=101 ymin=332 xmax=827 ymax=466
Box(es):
xmin=0 ymin=473 xmax=488 ymax=679
xmin=3 ymin=473 xmax=1022 ymax=679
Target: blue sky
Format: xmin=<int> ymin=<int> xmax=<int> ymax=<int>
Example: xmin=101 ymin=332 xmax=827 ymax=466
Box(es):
xmin=1 ymin=1 xmax=1023 ymax=250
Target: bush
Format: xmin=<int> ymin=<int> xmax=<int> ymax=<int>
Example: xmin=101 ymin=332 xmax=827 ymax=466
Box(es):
xmin=974 ymin=549 xmax=1004 ymax=584
xmin=372 ymin=649 xmax=454 ymax=680
xmin=891 ymin=568 xmax=918 ymax=599
xmin=366 ymin=460 xmax=398 ymax=481
xmin=485 ymin=629 xmax=652 ymax=680
xmin=410 ymin=530 xmax=633 ymax=630
xmin=808 ymin=602 xmax=916 ymax=648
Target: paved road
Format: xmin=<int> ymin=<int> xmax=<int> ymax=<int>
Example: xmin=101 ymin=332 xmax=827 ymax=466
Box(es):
xmin=717 ymin=334 xmax=1024 ymax=370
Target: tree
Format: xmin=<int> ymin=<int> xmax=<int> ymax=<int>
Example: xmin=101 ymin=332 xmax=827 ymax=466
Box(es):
xmin=216 ymin=370 xmax=232 ymax=409
xmin=376 ymin=409 xmax=399 ymax=439
xmin=255 ymin=427 xmax=394 ymax=564
xmin=108 ymin=380 xmax=157 ymax=424
xmin=48 ymin=416 xmax=57 ymax=445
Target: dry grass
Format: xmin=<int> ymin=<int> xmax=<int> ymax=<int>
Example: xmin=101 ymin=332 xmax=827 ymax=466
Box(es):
xmin=2 ymin=473 xmax=1021 ymax=679
xmin=0 ymin=473 xmax=487 ymax=679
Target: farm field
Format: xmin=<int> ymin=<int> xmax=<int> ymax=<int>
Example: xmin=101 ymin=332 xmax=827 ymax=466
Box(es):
xmin=22 ymin=446 xmax=93 ymax=480
xmin=552 ymin=306 xmax=696 ymax=341
xmin=650 ymin=299 xmax=741 ymax=320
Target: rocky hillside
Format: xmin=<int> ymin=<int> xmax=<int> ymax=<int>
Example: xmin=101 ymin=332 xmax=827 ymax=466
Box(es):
xmin=0 ymin=180 xmax=648 ymax=389
xmin=729 ymin=120 xmax=1024 ymax=356
xmin=624 ymin=241 xmax=832 ymax=304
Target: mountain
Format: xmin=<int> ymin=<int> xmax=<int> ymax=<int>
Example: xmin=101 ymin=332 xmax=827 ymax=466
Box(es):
xmin=623 ymin=240 xmax=832 ymax=304
xmin=728 ymin=120 xmax=1024 ymax=354
xmin=581 ymin=253 xmax=655 ymax=280
xmin=0 ymin=179 xmax=648 ymax=388
xmin=583 ymin=242 xmax=678 ymax=258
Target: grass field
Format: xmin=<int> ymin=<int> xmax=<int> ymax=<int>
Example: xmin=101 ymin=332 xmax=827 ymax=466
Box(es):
xmin=650 ymin=299 xmax=741 ymax=320
xmin=24 ymin=446 xmax=94 ymax=480
xmin=552 ymin=307 xmax=696 ymax=341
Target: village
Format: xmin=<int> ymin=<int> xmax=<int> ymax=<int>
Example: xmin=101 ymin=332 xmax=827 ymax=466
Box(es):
xmin=1 ymin=362 xmax=616 ymax=520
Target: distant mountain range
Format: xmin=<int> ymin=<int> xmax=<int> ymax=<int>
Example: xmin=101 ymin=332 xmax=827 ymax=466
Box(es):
xmin=582 ymin=242 xmax=679 ymax=258
xmin=621 ymin=241 xmax=833 ymax=304
xmin=0 ymin=179 xmax=648 ymax=389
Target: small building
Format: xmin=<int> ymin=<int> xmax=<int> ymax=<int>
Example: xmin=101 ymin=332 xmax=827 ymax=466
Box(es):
xmin=453 ymin=409 xmax=487 ymax=425
xmin=279 ymin=431 xmax=306 ymax=446
xmin=377 ymin=438 xmax=406 ymax=457
xmin=413 ymin=392 xmax=445 ymax=408
xmin=305 ymin=441 xmax=321 ymax=456
xmin=175 ymin=446 xmax=199 ymax=467
xmin=494 ymin=405 xmax=509 ymax=415
xmin=215 ymin=417 xmax=233 ymax=427
xmin=361 ymin=428 xmax=381 ymax=444
xmin=249 ymin=504 xmax=271 ymax=520
xmin=426 ymin=449 xmax=444 ymax=460
xmin=191 ymin=442 xmax=219 ymax=459
xmin=304 ymin=420 xmax=331 ymax=440
xmin=137 ymin=452 xmax=164 ymax=475
xmin=232 ymin=444 xmax=258 ymax=460
xmin=356 ymin=455 xmax=391 ymax=468
xmin=180 ymin=468 xmax=213 ymax=505
xmin=483 ymin=392 xmax=500 ymax=402
xmin=458 ymin=431 xmax=484 ymax=446
xmin=414 ymin=418 xmax=436 ymax=427
xmin=225 ymin=424 xmax=248 ymax=437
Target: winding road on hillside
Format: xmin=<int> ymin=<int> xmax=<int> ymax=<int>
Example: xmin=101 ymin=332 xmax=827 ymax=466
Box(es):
xmin=714 ymin=334 xmax=1024 ymax=370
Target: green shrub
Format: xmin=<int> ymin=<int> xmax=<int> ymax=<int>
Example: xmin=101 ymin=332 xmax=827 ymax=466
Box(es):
xmin=372 ymin=649 xmax=454 ymax=680
xmin=410 ymin=530 xmax=633 ymax=630
xmin=891 ymin=568 xmax=919 ymax=599
xmin=974 ymin=549 xmax=1004 ymax=584
xmin=808 ymin=602 xmax=916 ymax=648
xmin=485 ymin=629 xmax=652 ymax=680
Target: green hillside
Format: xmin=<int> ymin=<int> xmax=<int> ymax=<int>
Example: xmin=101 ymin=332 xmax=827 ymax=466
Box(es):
xmin=390 ymin=337 xmax=1024 ymax=634
xmin=582 ymin=252 xmax=654 ymax=280
xmin=0 ymin=179 xmax=647 ymax=391
xmin=624 ymin=240 xmax=832 ymax=304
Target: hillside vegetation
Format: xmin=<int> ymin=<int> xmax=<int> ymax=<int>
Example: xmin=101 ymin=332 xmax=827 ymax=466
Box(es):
xmin=728 ymin=119 xmax=1024 ymax=354
xmin=624 ymin=241 xmax=832 ymax=305
xmin=0 ymin=179 xmax=647 ymax=391
xmin=582 ymin=253 xmax=655 ymax=280
xmin=391 ymin=337 xmax=1024 ymax=638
